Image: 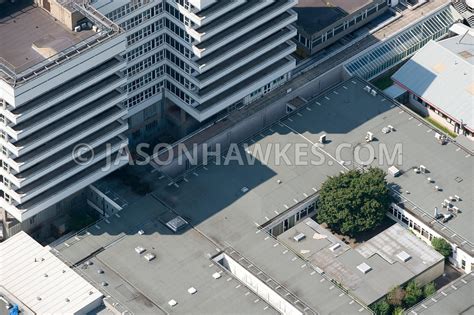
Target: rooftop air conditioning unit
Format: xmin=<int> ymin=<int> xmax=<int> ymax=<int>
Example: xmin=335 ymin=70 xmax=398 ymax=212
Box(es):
xmin=371 ymin=89 xmax=377 ymax=97
xmin=329 ymin=243 xmax=341 ymax=252
xmin=419 ymin=165 xmax=427 ymax=173
xmin=388 ymin=166 xmax=400 ymax=177
xmin=364 ymin=86 xmax=371 ymax=93
xmin=293 ymin=233 xmax=306 ymax=242
xmin=144 ymin=253 xmax=156 ymax=261
xmin=365 ymin=131 xmax=374 ymax=142
xmin=135 ymin=246 xmax=145 ymax=254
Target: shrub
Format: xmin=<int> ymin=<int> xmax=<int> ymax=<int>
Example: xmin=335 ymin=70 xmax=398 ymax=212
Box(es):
xmin=431 ymin=237 xmax=452 ymax=258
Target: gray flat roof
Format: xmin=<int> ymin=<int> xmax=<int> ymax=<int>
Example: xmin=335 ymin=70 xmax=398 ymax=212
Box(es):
xmin=392 ymin=34 xmax=474 ymax=131
xmin=294 ymin=0 xmax=377 ymax=35
xmin=278 ymin=220 xmax=444 ymax=305
xmin=55 ymin=77 xmax=472 ymax=314
xmin=0 ymin=6 xmax=94 ymax=73
xmin=407 ymin=272 xmax=474 ymax=315
xmin=54 ymin=196 xmax=279 ymax=315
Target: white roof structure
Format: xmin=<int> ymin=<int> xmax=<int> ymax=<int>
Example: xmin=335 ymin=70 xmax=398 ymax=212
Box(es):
xmin=392 ymin=34 xmax=474 ymax=132
xmin=0 ymin=232 xmax=102 ymax=314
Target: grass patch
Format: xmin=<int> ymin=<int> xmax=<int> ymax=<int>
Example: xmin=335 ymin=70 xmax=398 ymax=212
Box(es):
xmin=425 ymin=117 xmax=457 ymax=138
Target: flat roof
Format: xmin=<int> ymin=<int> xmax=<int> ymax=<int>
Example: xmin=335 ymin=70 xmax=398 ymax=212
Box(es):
xmin=0 ymin=231 xmax=102 ymax=314
xmin=0 ymin=6 xmax=95 ymax=74
xmin=54 ymin=196 xmax=279 ymax=315
xmin=407 ymin=272 xmax=474 ymax=314
xmin=55 ymin=77 xmax=472 ymax=314
xmin=294 ymin=0 xmax=376 ymax=35
xmin=392 ymin=34 xmax=474 ymax=131
xmin=278 ymin=220 xmax=444 ymax=305
xmin=174 ymin=77 xmax=473 ymax=250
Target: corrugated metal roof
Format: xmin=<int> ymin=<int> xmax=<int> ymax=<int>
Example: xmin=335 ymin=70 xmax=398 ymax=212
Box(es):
xmin=0 ymin=231 xmax=102 ymax=314
xmin=392 ymin=34 xmax=474 ymax=130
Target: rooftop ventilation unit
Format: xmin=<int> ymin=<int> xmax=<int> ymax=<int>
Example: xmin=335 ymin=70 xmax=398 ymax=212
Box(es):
xmin=188 ymin=287 xmax=197 ymax=294
xmin=293 ymin=233 xmax=306 ymax=242
xmin=166 ymin=216 xmax=188 ymax=233
xmin=364 ymin=86 xmax=371 ymax=93
xmin=388 ymin=125 xmax=395 ymax=131
xmin=419 ymin=165 xmax=427 ymax=173
xmin=319 ymin=134 xmax=327 ymax=144
xmin=135 ymin=246 xmax=145 ymax=254
xmin=212 ymin=272 xmax=222 ymax=279
xmin=144 ymin=253 xmax=156 ymax=261
xmin=168 ymin=299 xmax=177 ymax=307
xmin=442 ymin=213 xmax=453 ymax=223
xmin=329 ymin=243 xmax=341 ymax=252
xmin=357 ymin=262 xmax=372 ymax=274
xmin=397 ymin=251 xmax=411 ymax=262
xmin=388 ymin=166 xmax=400 ymax=177
xmin=138 ymin=230 xmax=145 ymax=235
xmin=365 ymin=131 xmax=374 ymax=142
xmin=241 ymin=187 xmax=249 ymax=193
xmin=371 ymin=89 xmax=377 ymax=97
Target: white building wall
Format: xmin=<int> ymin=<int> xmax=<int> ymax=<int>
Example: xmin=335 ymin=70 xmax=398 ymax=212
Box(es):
xmin=388 ymin=203 xmax=473 ymax=274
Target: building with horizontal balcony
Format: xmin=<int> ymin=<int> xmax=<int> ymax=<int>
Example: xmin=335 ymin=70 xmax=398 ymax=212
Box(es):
xmin=0 ymin=1 xmax=128 ymax=238
xmin=92 ymin=0 xmax=297 ymax=141
xmin=294 ymin=0 xmax=388 ymax=57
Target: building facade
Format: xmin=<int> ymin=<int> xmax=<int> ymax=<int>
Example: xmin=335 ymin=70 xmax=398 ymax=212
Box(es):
xmin=294 ymin=0 xmax=388 ymax=56
xmin=0 ymin=0 xmax=298 ymax=238
xmin=91 ymin=0 xmax=298 ymax=141
xmin=0 ymin=2 xmax=129 ymax=238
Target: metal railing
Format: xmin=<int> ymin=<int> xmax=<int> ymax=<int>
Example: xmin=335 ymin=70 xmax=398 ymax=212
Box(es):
xmin=0 ymin=0 xmax=123 ymax=87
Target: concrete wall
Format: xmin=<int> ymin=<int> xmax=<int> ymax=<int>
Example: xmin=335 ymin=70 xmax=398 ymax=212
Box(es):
xmin=155 ymin=65 xmax=344 ymax=178
xmin=413 ymin=259 xmax=445 ymax=286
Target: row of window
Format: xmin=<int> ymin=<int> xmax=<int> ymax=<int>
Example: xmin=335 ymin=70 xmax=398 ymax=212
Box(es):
xmin=127 ymin=81 xmax=164 ymax=108
xmin=127 ymin=50 xmax=165 ymax=77
xmin=126 ymin=35 xmax=164 ymax=62
xmin=127 ymin=20 xmax=163 ymax=46
xmin=105 ymin=0 xmax=158 ymax=22
xmin=120 ymin=4 xmax=163 ymax=31
xmin=127 ymin=66 xmax=165 ymax=92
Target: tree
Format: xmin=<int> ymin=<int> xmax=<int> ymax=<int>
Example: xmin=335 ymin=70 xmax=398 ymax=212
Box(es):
xmin=387 ymin=286 xmax=405 ymax=306
xmin=423 ymin=282 xmax=436 ymax=298
xmin=393 ymin=307 xmax=405 ymax=315
xmin=316 ymin=168 xmax=391 ymax=236
xmin=404 ymin=281 xmax=423 ymax=307
xmin=431 ymin=237 xmax=452 ymax=258
xmin=372 ymin=299 xmax=391 ymax=315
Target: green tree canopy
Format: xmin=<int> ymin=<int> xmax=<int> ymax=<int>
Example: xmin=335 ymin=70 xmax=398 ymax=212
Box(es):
xmin=404 ymin=281 xmax=423 ymax=307
xmin=372 ymin=299 xmax=391 ymax=315
xmin=423 ymin=282 xmax=436 ymax=298
xmin=316 ymin=168 xmax=391 ymax=236
xmin=431 ymin=237 xmax=452 ymax=258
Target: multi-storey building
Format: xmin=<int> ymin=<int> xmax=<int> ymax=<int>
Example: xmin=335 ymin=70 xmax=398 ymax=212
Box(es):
xmin=0 ymin=1 xmax=129 ymax=237
xmin=92 ymin=0 xmax=298 ymax=140
xmin=0 ymin=0 xmax=298 ymax=238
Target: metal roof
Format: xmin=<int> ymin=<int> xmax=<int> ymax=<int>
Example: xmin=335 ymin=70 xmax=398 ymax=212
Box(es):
xmin=0 ymin=231 xmax=102 ymax=314
xmin=392 ymin=34 xmax=474 ymax=131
